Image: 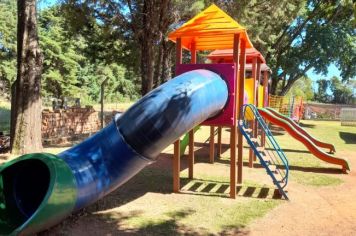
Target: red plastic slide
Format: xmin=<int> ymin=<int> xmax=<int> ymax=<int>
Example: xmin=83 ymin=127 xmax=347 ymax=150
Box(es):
xmin=258 ymin=108 xmax=349 ymax=172
xmin=266 ymin=107 xmax=336 ymax=153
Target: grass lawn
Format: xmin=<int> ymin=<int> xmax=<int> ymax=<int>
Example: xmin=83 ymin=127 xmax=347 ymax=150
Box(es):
xmin=1 ymin=100 xmax=356 ymax=234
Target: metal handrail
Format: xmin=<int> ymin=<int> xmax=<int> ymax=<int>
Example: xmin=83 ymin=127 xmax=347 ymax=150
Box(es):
xmin=239 ymin=104 xmax=289 ymax=189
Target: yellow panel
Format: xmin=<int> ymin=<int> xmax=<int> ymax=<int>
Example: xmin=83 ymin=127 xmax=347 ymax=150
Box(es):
xmin=244 ymin=78 xmax=254 ymax=105
xmin=258 ymin=85 xmax=264 ymax=108
xmin=244 ymin=78 xmax=255 ymax=120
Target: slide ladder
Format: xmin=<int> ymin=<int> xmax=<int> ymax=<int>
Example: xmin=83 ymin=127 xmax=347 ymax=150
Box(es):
xmin=238 ymin=104 xmax=289 ymax=200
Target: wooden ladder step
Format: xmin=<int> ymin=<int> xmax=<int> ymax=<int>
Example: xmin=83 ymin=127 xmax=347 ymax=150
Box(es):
xmin=269 ymin=164 xmax=277 ymax=172
xmin=250 ymin=138 xmax=258 ymax=143
xmin=262 ymin=154 xmax=271 ymax=162
xmin=243 ymin=127 xmax=252 ymax=133
xmin=256 ymin=147 xmax=265 ymax=152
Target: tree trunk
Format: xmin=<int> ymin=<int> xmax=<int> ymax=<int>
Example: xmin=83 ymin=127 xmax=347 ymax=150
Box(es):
xmin=153 ymin=43 xmax=163 ymax=88
xmin=11 ymin=0 xmax=43 ymax=154
xmin=140 ymin=38 xmax=154 ymax=95
xmin=140 ymin=1 xmax=155 ymax=96
xmin=270 ymin=74 xmax=280 ymax=95
xmin=279 ymin=78 xmax=297 ymax=96
xmin=161 ymin=39 xmax=173 ymax=84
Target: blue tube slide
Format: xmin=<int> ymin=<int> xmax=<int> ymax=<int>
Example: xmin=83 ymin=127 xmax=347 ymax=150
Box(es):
xmin=0 ymin=69 xmax=228 ymax=235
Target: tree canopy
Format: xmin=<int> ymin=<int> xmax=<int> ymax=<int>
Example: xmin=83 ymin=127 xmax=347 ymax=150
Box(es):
xmin=0 ymin=0 xmax=355 ymax=103
xmin=314 ymin=76 xmax=355 ymax=104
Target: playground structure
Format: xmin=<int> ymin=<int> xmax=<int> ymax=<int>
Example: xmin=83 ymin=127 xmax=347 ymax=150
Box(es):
xmin=0 ymin=4 xmax=350 ymax=235
xmin=269 ymin=95 xmax=304 ymax=122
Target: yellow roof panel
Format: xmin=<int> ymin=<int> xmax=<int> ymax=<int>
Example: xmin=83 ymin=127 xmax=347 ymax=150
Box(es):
xmin=168 ymin=4 xmax=254 ymax=50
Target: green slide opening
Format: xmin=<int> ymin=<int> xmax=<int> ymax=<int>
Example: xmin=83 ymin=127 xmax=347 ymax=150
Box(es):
xmin=0 ymin=159 xmax=50 ymax=234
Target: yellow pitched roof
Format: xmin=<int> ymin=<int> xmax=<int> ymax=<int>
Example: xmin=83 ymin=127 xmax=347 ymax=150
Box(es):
xmin=168 ymin=4 xmax=254 ymax=50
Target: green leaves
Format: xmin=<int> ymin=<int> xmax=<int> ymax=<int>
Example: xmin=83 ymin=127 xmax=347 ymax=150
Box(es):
xmin=314 ymin=76 xmax=355 ymax=104
xmin=0 ymin=0 xmax=17 ymax=93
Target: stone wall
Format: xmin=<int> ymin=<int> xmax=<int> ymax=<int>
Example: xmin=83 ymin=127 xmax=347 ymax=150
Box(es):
xmin=304 ymin=102 xmax=356 ymax=120
xmin=42 ymin=107 xmax=102 ymax=144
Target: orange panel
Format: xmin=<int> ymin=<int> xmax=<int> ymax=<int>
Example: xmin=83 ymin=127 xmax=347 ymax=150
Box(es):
xmin=168 ymin=4 xmax=254 ymax=50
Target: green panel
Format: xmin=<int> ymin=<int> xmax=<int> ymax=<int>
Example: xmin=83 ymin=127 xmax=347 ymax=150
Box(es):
xmin=180 ymin=126 xmax=200 ymax=157
xmin=0 ymin=153 xmax=77 ymax=235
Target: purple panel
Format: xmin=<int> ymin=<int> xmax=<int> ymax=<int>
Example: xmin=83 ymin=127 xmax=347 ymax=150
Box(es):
xmin=177 ymin=64 xmax=236 ymax=126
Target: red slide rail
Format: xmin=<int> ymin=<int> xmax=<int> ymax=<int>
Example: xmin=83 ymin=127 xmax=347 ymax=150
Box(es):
xmin=266 ymin=107 xmax=336 ymax=153
xmin=258 ymin=108 xmax=349 ymax=172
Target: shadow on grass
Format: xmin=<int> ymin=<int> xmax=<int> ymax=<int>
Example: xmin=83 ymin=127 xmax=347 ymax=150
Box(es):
xmin=265 ymin=147 xmax=311 ymax=154
xmin=38 ymin=158 xmax=251 ymax=235
xmin=193 ymin=141 xmax=341 ymax=175
xmin=339 ymin=132 xmax=356 ymax=144
xmin=180 ymin=178 xmax=283 ymax=200
xmin=242 ymin=161 xmax=343 ymax=175
xmin=299 ymin=122 xmax=316 ymax=129
xmin=40 ymin=208 xmax=249 ymax=236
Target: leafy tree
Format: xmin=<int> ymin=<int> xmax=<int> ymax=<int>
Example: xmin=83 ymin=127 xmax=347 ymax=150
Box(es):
xmin=285 ymin=76 xmax=314 ymax=101
xmin=0 ymin=0 xmax=17 ymax=96
xmin=314 ymin=79 xmax=332 ymax=103
xmin=39 ymin=6 xmax=84 ymax=98
xmin=330 ymin=76 xmax=354 ymax=104
xmin=211 ymin=0 xmax=355 ymax=95
xmin=61 ymin=0 xmax=205 ymax=95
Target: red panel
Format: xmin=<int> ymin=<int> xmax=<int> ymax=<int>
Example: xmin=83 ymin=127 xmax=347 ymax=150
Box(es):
xmin=177 ymin=64 xmax=236 ymax=126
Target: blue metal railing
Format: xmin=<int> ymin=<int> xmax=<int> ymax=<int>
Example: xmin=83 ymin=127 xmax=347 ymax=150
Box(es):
xmin=238 ymin=104 xmax=289 ymax=199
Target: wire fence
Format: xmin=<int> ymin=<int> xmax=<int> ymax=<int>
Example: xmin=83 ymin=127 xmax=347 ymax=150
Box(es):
xmin=304 ymin=102 xmax=356 ymax=121
xmin=268 ymin=95 xmax=303 ymax=121
xmin=340 ymin=108 xmax=356 ymax=126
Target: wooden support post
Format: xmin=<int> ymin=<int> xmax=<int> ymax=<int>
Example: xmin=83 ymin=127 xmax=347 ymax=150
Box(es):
xmin=173 ymin=37 xmax=182 ymax=192
xmin=191 ymin=42 xmax=196 ymax=64
xmin=237 ymin=38 xmax=246 ymax=184
xmin=230 ymin=33 xmax=240 ymax=198
xmin=261 ymin=70 xmax=269 ymax=146
xmin=173 ymin=140 xmax=180 ymax=192
xmin=209 ymin=126 xmax=215 ymax=163
xmin=188 ymin=129 xmax=194 ymax=179
xmin=217 ymin=126 xmax=222 ymax=158
xmin=254 ymin=61 xmax=261 ymax=161
xmin=188 ymin=42 xmax=196 ymax=179
xmin=175 ymin=38 xmax=182 ymax=71
xmin=249 ymin=57 xmax=257 ymax=168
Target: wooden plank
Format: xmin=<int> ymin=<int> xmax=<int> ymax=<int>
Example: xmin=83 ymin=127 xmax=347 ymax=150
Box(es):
xmin=249 ymin=57 xmax=257 ymax=168
xmin=209 ymin=126 xmax=215 ymax=163
xmin=173 ymin=140 xmax=180 ymax=192
xmin=254 ymin=61 xmax=261 ymax=162
xmin=217 ymin=126 xmax=222 ymax=158
xmin=191 ymin=42 xmax=197 ymax=64
xmin=261 ymin=70 xmax=269 ymax=146
xmin=188 ymin=129 xmax=194 ymax=179
xmin=173 ymin=37 xmax=182 ymax=192
xmin=269 ymin=165 xmax=277 ymax=172
xmin=243 ymin=127 xmax=252 ymax=133
xmin=230 ymin=33 xmax=240 ymax=199
xmin=237 ymin=38 xmax=246 ymax=184
xmin=188 ymin=42 xmax=196 ymax=180
xmin=230 ymin=125 xmax=237 ymax=198
xmin=175 ymin=38 xmax=182 ymax=74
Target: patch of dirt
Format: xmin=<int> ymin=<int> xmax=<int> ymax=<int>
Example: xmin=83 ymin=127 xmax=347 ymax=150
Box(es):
xmin=248 ymin=150 xmax=356 ymax=235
